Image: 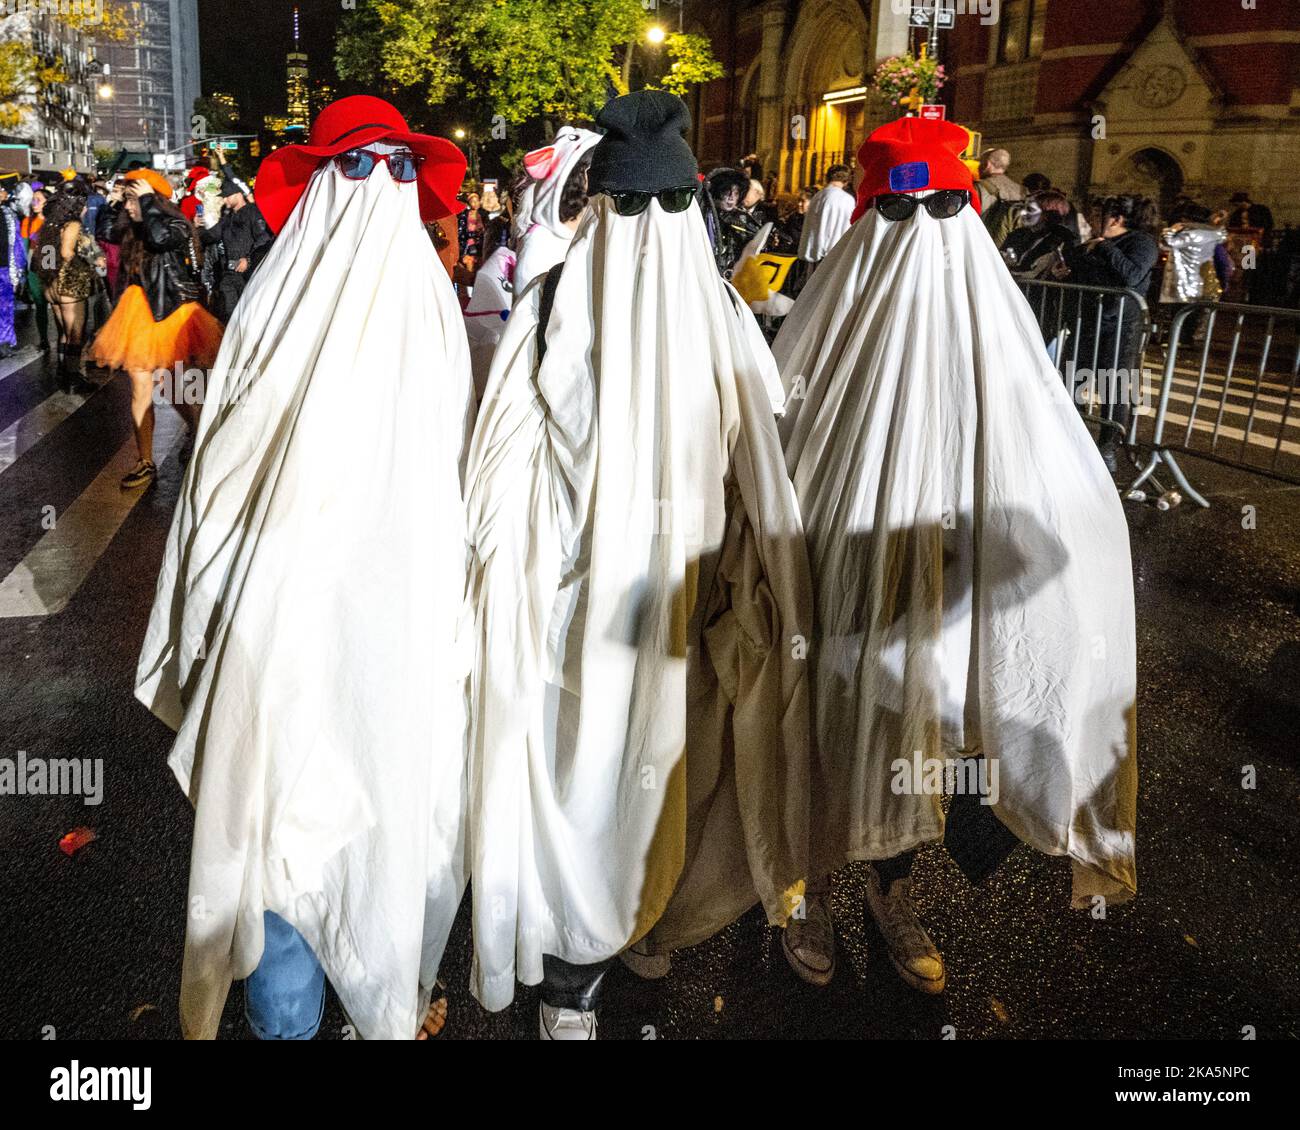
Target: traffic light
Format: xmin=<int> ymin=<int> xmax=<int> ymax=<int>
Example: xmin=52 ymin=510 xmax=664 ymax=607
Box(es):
xmin=249 ymin=139 xmax=261 ymax=159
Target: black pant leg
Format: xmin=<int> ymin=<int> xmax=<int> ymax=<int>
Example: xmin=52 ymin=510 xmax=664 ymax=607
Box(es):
xmin=944 ymin=786 xmax=1021 ymax=885
xmin=217 ymin=273 xmax=246 ymax=323
xmin=540 ymin=954 xmax=615 ymax=1012
xmin=872 ymin=852 xmax=916 ymax=886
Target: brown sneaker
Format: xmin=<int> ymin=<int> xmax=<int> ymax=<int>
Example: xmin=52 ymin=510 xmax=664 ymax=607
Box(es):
xmin=120 ymin=460 xmax=157 ymax=490
xmin=864 ymin=869 xmax=946 ymax=994
xmin=782 ymin=886 xmax=836 ymax=986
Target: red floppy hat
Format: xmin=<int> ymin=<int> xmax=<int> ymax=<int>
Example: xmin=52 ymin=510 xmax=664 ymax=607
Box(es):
xmin=254 ymin=95 xmax=467 ymax=234
xmin=851 ymin=116 xmax=979 ymax=222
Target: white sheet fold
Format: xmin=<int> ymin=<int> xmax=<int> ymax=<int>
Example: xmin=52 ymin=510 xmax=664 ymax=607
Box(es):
xmin=136 ymin=159 xmax=476 ymax=1039
xmin=465 ymin=197 xmax=814 ymax=1009
xmin=776 ymin=195 xmax=1137 ymax=905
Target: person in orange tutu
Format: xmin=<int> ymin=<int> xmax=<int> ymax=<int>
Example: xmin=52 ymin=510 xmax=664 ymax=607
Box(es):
xmin=89 ymin=168 xmax=223 ymax=490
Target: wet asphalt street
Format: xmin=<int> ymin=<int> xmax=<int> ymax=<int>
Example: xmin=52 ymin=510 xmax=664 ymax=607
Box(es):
xmin=0 ymin=325 xmax=1297 ymax=1041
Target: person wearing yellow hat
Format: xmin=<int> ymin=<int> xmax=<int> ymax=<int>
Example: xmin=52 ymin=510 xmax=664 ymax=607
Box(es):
xmin=88 ymin=167 xmax=223 ymax=489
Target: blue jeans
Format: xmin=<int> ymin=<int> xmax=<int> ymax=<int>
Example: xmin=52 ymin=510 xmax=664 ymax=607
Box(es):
xmin=243 ymin=910 xmax=326 ymax=1040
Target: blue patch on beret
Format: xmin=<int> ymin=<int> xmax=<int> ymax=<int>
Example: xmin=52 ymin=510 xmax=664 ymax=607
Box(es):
xmin=889 ymin=162 xmax=930 ymax=192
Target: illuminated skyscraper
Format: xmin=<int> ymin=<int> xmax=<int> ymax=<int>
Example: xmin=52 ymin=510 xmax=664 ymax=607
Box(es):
xmin=286 ymin=6 xmax=309 ymax=129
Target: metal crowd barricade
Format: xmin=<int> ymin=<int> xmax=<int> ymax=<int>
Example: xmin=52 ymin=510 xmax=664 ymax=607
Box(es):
xmin=1016 ymin=277 xmax=1152 ymax=441
xmin=1130 ymin=301 xmax=1300 ymax=508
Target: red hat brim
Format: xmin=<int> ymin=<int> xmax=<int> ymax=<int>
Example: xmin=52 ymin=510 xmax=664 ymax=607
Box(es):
xmin=255 ymin=125 xmax=467 ymax=234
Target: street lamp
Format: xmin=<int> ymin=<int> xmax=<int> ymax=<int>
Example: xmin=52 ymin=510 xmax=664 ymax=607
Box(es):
xmin=624 ymin=23 xmax=670 ymax=91
xmin=453 ymin=128 xmax=479 ymax=181
xmin=97 ymin=84 xmax=113 ymax=100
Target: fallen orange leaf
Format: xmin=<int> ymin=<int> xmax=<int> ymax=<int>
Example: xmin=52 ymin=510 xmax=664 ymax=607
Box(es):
xmin=58 ymin=828 xmax=97 ymax=856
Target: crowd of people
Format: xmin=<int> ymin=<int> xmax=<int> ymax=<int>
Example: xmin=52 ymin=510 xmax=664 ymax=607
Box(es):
xmin=38 ymin=96 xmax=1289 ymax=1040
xmin=444 ymin=145 xmax=857 ymax=329
xmin=964 ymin=146 xmax=1283 ymax=469
xmin=445 ymin=133 xmax=1288 ymax=379
xmin=9 ymin=140 xmax=1275 ymax=1040
xmin=110 ymin=93 xmax=1139 ymax=1042
xmin=0 ymin=162 xmax=270 ymax=489
xmin=39 ymin=89 xmax=1279 ymax=1044
xmin=10 ymin=133 xmax=1281 ymax=500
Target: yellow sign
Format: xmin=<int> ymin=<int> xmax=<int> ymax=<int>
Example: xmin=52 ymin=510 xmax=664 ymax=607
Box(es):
xmin=955 ymin=123 xmax=982 ymax=177
xmin=732 ymin=252 xmax=795 ymax=304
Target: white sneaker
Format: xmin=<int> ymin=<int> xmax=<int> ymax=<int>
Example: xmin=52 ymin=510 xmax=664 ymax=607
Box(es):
xmin=619 ymin=938 xmax=671 ymax=980
xmin=781 ymin=887 xmax=836 ymax=986
xmin=539 ymin=1000 xmax=598 ymax=1040
xmin=863 ymin=869 xmax=946 ymax=994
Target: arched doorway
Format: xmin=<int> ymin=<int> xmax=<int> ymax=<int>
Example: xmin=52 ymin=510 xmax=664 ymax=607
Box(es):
xmin=781 ymin=0 xmax=870 ymax=192
xmin=1110 ymin=147 xmax=1184 ymax=216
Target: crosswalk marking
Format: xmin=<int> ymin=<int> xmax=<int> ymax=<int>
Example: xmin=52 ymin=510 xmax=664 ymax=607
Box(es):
xmin=0 ymin=345 xmax=40 ymax=386
xmin=1134 ymin=369 xmax=1300 ymax=461
xmin=1168 ymin=364 xmax=1296 ymax=403
xmin=1137 ymin=401 xmax=1300 ymax=459
xmin=0 ymin=408 xmax=184 ymax=618
xmin=0 ymin=378 xmax=108 ymax=475
xmin=1164 ymin=376 xmax=1297 ymax=431
xmin=0 ymin=329 xmax=1293 ymax=621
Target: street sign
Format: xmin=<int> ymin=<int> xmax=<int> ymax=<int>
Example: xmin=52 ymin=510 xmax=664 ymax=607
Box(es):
xmin=919 ymin=104 xmax=947 ymax=121
xmin=217 ymin=141 xmax=238 ymax=150
xmin=0 ymin=144 xmax=31 ymax=176
xmin=910 ymin=1 xmax=955 ymax=29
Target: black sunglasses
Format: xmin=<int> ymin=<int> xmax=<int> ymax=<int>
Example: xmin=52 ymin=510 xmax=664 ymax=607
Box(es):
xmin=605 ymin=185 xmax=698 ymax=217
xmin=874 ymin=190 xmax=970 ymax=222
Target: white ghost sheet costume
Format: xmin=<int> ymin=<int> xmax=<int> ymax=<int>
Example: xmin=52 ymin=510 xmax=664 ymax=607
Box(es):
xmin=775 ymin=190 xmax=1137 ymax=907
xmin=797 ymin=183 xmax=856 ymax=263
xmin=135 ymin=148 xmax=476 ymax=1039
xmin=511 ymin=127 xmax=601 ymax=297
xmin=464 ymin=243 xmax=516 ymax=401
xmin=464 ymin=195 xmax=814 ymax=1010
xmin=462 ymin=130 xmax=599 ymax=404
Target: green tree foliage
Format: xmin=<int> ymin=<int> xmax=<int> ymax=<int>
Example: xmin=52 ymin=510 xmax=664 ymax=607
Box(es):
xmin=336 ymin=0 xmax=719 ymax=125
xmin=0 ymin=42 xmax=63 ymax=131
xmin=652 ymin=32 xmax=724 ymax=99
xmin=192 ymin=94 xmax=237 ymax=137
xmin=0 ymin=2 xmax=135 ymax=130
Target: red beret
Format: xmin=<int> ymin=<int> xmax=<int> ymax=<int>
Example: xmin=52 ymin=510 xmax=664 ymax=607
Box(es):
xmin=851 ymin=117 xmax=979 ymax=222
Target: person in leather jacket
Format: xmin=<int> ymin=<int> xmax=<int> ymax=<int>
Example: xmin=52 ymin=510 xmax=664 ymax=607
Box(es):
xmin=87 ymin=169 xmax=224 ymax=490
xmin=199 ymin=173 xmax=273 ymax=322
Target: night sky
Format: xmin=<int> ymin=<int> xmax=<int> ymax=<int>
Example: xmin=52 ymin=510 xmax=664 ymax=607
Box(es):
xmin=195 ymin=0 xmax=551 ymax=162
xmin=197 ymin=0 xmax=346 ymax=122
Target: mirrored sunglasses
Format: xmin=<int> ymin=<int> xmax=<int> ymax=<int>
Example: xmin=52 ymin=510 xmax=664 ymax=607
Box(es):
xmin=334 ymin=148 xmax=424 ymax=183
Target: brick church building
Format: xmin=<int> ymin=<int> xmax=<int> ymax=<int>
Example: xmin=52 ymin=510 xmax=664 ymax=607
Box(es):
xmin=683 ymin=0 xmax=1300 ymax=220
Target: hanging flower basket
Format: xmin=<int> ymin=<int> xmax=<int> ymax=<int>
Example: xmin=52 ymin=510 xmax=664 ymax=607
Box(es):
xmin=872 ymin=53 xmax=946 ymax=108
